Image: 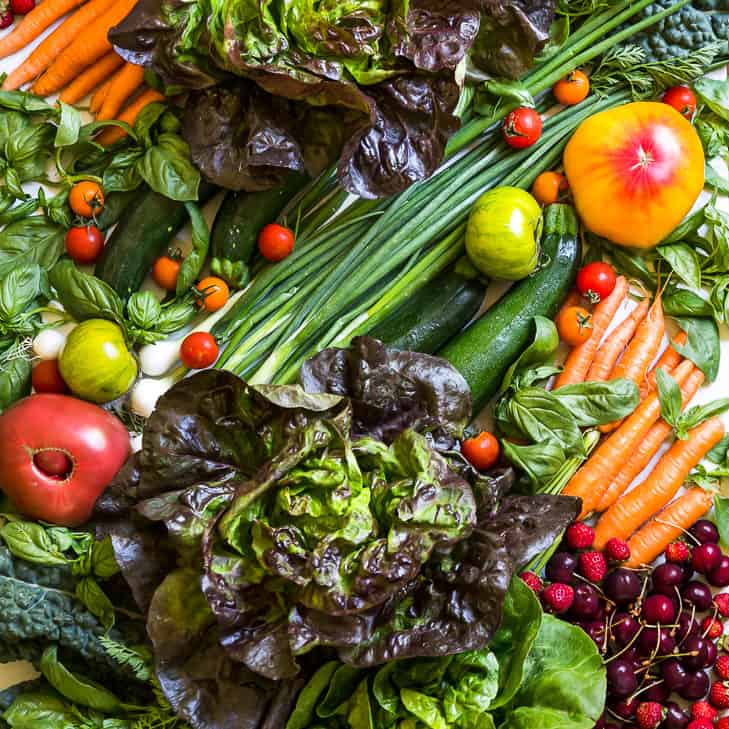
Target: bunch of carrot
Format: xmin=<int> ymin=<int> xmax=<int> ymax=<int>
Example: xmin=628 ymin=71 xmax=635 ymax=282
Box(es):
xmin=0 ymin=0 xmax=163 ymax=143
xmin=555 ymin=283 xmax=723 ymax=568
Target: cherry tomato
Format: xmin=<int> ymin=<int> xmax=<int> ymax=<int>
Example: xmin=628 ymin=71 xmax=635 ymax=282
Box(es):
xmin=461 ymin=432 xmax=500 ymax=471
xmin=65 ymin=225 xmax=104 ymax=264
xmin=502 ymin=107 xmax=542 ymax=149
xmin=196 ymin=276 xmax=229 ymax=312
xmin=32 ymin=359 xmax=68 ymax=394
xmin=553 ymin=70 xmax=590 ymax=106
xmin=152 ymin=254 xmax=182 ymax=292
xmin=180 ymin=332 xmax=219 ymax=369
xmin=576 ymin=261 xmax=617 ymax=303
xmin=69 ymin=180 xmax=104 ymax=218
xmin=556 ymin=305 xmax=593 ymax=346
xmin=9 ymin=0 xmax=34 ymax=14
xmin=531 ymin=171 xmax=568 ymax=206
xmin=662 ymin=85 xmax=697 ymax=119
xmin=258 ymin=223 xmax=295 ymax=261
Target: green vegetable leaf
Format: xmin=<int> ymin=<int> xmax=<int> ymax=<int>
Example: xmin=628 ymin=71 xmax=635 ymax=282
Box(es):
xmin=347 ymin=679 xmax=375 ymax=729
xmin=5 ymin=123 xmax=54 ymax=181
xmin=0 ymin=340 xmax=31 ymax=411
xmin=102 ymin=148 xmax=144 ymax=193
xmin=54 ymin=102 xmax=81 ymax=148
xmin=176 ymin=202 xmax=209 ymax=295
xmin=499 ymin=316 xmax=559 ymax=395
xmin=676 ymin=398 xmax=729 ymax=440
xmin=710 ymin=277 xmax=729 ymax=326
xmin=673 ymin=316 xmax=721 ymax=382
xmin=664 ymin=288 xmax=713 ymax=319
xmin=695 ymin=77 xmax=729 ymax=121
xmin=126 ymin=291 xmax=162 ymax=330
xmin=75 ymin=576 xmax=115 ymax=630
xmin=484 ymin=79 xmax=536 ymax=108
xmin=133 ymin=101 xmax=166 ymax=148
xmin=0 ymin=262 xmax=42 ymax=321
xmin=286 ymin=662 xmax=340 ymax=729
xmin=552 ymin=378 xmax=639 ymax=427
xmin=400 ymin=688 xmax=446 ymax=729
xmin=0 ymin=217 xmax=64 ymax=280
xmin=90 ymin=537 xmax=120 ymax=579
xmin=502 ymin=441 xmax=566 ymax=489
xmin=657 ymin=243 xmax=701 ymax=289
xmin=714 ymin=496 xmax=729 ymax=553
xmin=0 ymin=521 xmax=69 ymax=565
xmin=138 ymin=133 xmax=200 ymax=201
xmin=706 ymin=166 xmax=729 ymax=196
xmin=0 ymin=90 xmax=55 ymax=114
xmin=655 ymin=368 xmax=682 ymax=429
xmin=708 ymin=434 xmax=729 ymax=465
xmin=3 ymin=691 xmax=76 ymax=728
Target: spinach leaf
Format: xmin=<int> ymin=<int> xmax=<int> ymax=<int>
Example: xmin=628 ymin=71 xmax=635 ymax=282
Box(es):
xmin=138 ymin=133 xmax=200 ymax=201
xmin=0 ymin=521 xmax=68 ymax=565
xmin=0 ymin=217 xmax=64 ymax=279
xmin=2 ymin=691 xmax=76 ymax=728
xmin=0 ymin=340 xmax=31 ymax=412
xmin=695 ymin=78 xmax=729 ymax=121
xmin=664 ymin=288 xmax=713 ymax=319
xmin=501 ymin=441 xmax=565 ymax=489
xmin=54 ymin=102 xmax=81 ymax=148
xmin=176 ymin=202 xmax=209 ymax=295
xmin=714 ymin=496 xmax=729 ymax=553
xmin=75 ymin=576 xmax=115 ymax=630
xmin=499 ymin=316 xmax=559 ymax=395
xmin=673 ymin=316 xmax=721 ymax=382
xmin=552 ymin=379 xmax=639 ymax=427
xmin=657 ymin=243 xmax=701 ymax=289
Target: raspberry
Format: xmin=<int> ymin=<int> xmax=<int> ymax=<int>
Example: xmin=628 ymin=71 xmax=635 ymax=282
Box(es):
xmin=542 ymin=583 xmax=574 ymax=613
xmin=691 ymin=701 xmax=717 ymax=722
xmin=716 ymin=655 xmax=729 ymax=680
xmin=715 ymin=593 xmax=729 ymax=618
xmin=519 ymin=571 xmax=543 ymax=594
xmin=636 ymin=702 xmax=665 ymax=729
xmin=578 ymin=550 xmax=608 ymax=582
xmin=710 ymin=680 xmax=729 ymax=709
xmin=665 ymin=541 xmax=691 ymax=563
xmin=688 ymin=721 xmax=717 ymax=729
xmin=566 ymin=521 xmax=595 ymax=550
xmin=604 ymin=538 xmax=630 ymax=563
xmin=702 ymin=615 xmax=724 ymax=640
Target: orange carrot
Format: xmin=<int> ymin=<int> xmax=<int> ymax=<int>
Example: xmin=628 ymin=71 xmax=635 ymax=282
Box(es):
xmin=3 ymin=0 xmax=116 ymax=90
xmin=97 ymin=62 xmax=144 ymax=120
xmin=0 ymin=0 xmax=86 ymax=61
xmin=554 ymin=276 xmax=628 ymax=388
xmin=593 ymin=416 xmax=725 ymax=549
xmin=640 ymin=331 xmax=688 ymax=399
xmin=562 ymin=358 xmax=695 ymax=518
xmin=31 ymin=0 xmax=136 ymax=96
xmin=595 ymin=365 xmax=705 ymax=512
xmin=96 ymin=88 xmax=165 ymax=146
xmin=89 ymin=76 xmax=112 ymax=114
xmin=58 ymin=51 xmax=124 ymax=104
xmin=586 ymin=297 xmax=650 ymax=382
xmin=625 ymin=488 xmax=714 ymax=568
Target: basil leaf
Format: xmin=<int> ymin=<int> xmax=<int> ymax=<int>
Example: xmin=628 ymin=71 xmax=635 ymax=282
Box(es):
xmin=677 ymin=398 xmax=729 ymax=440
xmin=0 ymin=90 xmax=55 ymax=114
xmin=54 ymin=102 xmax=81 ymax=148
xmin=606 ymin=246 xmax=657 ymax=289
xmin=90 ymin=537 xmax=120 ymax=579
xmin=176 ymin=202 xmax=209 ymax=295
xmin=75 ymin=576 xmax=115 ymax=630
xmin=710 ymin=277 xmax=729 ymax=325
xmin=507 ymin=388 xmax=584 ymax=456
xmin=695 ymin=78 xmax=729 ymax=121
xmin=102 ymin=148 xmax=144 ymax=193
xmin=714 ymin=496 xmax=729 ymax=553
xmin=0 ymin=216 xmax=64 ymax=279
xmin=708 ymin=434 xmax=729 ymax=465
xmin=657 ymin=243 xmax=701 ymax=289
xmin=706 ymin=166 xmax=729 ymax=195
xmin=0 ymin=110 xmax=28 ymax=148
xmin=138 ymin=133 xmax=200 ymax=201
xmin=0 ymin=340 xmax=31 ymax=412
xmin=502 ymin=440 xmax=565 ymax=489
xmin=655 ymin=368 xmax=682 ymax=429
xmin=133 ymin=101 xmax=166 ymax=148
xmin=49 ymin=259 xmax=126 ymax=328
xmin=126 ymin=291 xmax=162 ymax=329
xmin=3 ymin=691 xmax=75 ymax=728
xmin=552 ymin=378 xmax=639 ymax=427
xmin=6 ymin=123 xmax=54 ymax=181
xmin=0 ymin=262 xmax=41 ymax=320
xmin=674 ymin=316 xmax=721 ymax=382
xmin=484 ymin=79 xmax=536 ymax=108
xmin=664 ymin=288 xmax=714 ymax=319
xmin=499 ymin=316 xmax=559 ymax=395
xmin=0 ymin=521 xmax=68 ymax=565
xmin=662 ymin=204 xmax=707 ymax=245
xmin=40 ymin=646 xmax=123 ymax=712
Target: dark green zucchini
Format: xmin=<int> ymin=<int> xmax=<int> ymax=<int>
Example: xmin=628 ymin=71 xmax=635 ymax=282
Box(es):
xmin=95 ymin=182 xmax=218 ymax=301
xmin=369 ymin=270 xmax=485 ymax=354
xmin=439 ymin=204 xmax=580 ymax=413
xmin=95 ymin=189 xmax=138 ymax=231
xmin=210 ymin=173 xmax=308 ymax=286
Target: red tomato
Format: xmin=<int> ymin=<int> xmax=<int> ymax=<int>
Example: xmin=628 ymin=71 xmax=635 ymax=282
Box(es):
xmin=553 ymin=70 xmax=590 ymax=106
xmin=662 ymin=85 xmax=697 ymax=120
xmin=461 ymin=432 xmax=500 ymax=471
xmin=196 ymin=276 xmax=229 ymax=312
xmin=502 ymin=107 xmax=542 ymax=149
xmin=32 ymin=359 xmax=68 ymax=394
xmin=65 ymin=225 xmax=104 ymax=264
xmin=180 ymin=332 xmax=219 ymax=369
xmin=69 ymin=181 xmax=104 ymax=218
xmin=152 ymin=254 xmax=182 ymax=292
xmin=576 ymin=261 xmax=617 ymax=303
xmin=556 ymin=305 xmax=593 ymax=346
xmin=258 ymin=223 xmax=295 ymax=261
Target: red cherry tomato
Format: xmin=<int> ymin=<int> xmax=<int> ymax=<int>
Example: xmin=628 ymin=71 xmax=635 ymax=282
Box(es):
xmin=502 ymin=107 xmax=543 ymax=149
xmin=9 ymin=0 xmax=34 ymax=14
xmin=65 ymin=225 xmax=104 ymax=264
xmin=461 ymin=432 xmax=501 ymax=471
xmin=180 ymin=332 xmax=219 ymax=369
xmin=32 ymin=359 xmax=68 ymax=394
xmin=662 ymin=85 xmax=697 ymax=120
xmin=576 ymin=261 xmax=617 ymax=303
xmin=258 ymin=223 xmax=295 ymax=262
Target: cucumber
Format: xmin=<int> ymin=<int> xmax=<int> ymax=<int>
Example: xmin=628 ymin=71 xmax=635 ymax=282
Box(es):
xmin=210 ymin=173 xmax=308 ymax=287
xmin=369 ymin=270 xmax=485 ymax=354
xmin=95 ymin=182 xmax=218 ymax=302
xmin=439 ymin=204 xmax=580 ymax=413
xmin=96 ymin=189 xmax=138 ymax=231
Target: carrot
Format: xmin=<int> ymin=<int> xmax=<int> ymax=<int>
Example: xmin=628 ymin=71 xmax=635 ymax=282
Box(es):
xmin=0 ymin=0 xmax=86 ymax=61
xmin=58 ymin=51 xmax=124 ymax=104
xmin=640 ymin=331 xmax=688 ymax=399
xmin=562 ymin=358 xmax=695 ymax=518
xmin=625 ymin=488 xmax=714 ymax=568
xmin=89 ymin=76 xmax=112 ymax=114
xmin=96 ymin=88 xmax=165 ymax=146
xmin=586 ymin=297 xmax=649 ymax=382
xmin=554 ymin=276 xmax=628 ymax=388
xmin=594 ymin=365 xmax=705 ymax=512
xmin=593 ymin=416 xmax=725 ymax=550
xmin=31 ymin=0 xmax=137 ymax=97
xmin=97 ymin=62 xmax=144 ymax=120
xmin=2 ymin=0 xmax=117 ymax=90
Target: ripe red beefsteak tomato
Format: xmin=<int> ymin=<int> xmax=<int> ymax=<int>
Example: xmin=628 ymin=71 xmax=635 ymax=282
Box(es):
xmin=0 ymin=394 xmax=129 ymax=526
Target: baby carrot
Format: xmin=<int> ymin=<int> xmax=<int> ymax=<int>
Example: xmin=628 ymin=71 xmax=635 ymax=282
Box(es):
xmin=554 ymin=276 xmax=628 ymax=388
xmin=594 ymin=416 xmax=725 ymax=549
xmin=97 ymin=62 xmax=144 ymax=120
xmin=640 ymin=331 xmax=688 ymax=399
xmin=59 ymin=51 xmax=124 ymax=104
xmin=89 ymin=76 xmax=112 ymax=114
xmin=96 ymin=88 xmax=165 ymax=146
xmin=625 ymin=488 xmax=714 ymax=568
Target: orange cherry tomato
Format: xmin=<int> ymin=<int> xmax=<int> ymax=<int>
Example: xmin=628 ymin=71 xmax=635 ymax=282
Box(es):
xmin=69 ymin=180 xmax=104 ymax=218
xmin=461 ymin=432 xmax=501 ymax=472
xmin=556 ymin=305 xmax=593 ymax=346
xmin=258 ymin=223 xmax=295 ymax=262
xmin=32 ymin=359 xmax=68 ymax=394
xmin=196 ymin=276 xmax=229 ymax=312
xmin=152 ymin=254 xmax=182 ymax=292
xmin=180 ymin=332 xmax=219 ymax=369
xmin=553 ymin=70 xmax=590 ymax=106
xmin=531 ymin=171 xmax=568 ymax=206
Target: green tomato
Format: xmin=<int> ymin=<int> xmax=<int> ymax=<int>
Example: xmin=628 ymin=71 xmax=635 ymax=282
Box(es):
xmin=465 ymin=187 xmax=542 ymax=280
xmin=59 ymin=320 xmax=137 ymax=403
